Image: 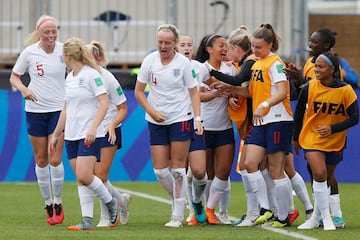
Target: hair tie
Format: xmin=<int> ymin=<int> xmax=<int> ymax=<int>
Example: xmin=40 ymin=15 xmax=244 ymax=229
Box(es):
xmin=205 ymin=34 xmax=217 ymax=47
xmin=317 ymin=54 xmax=334 ymax=68
xmin=37 ymin=18 xmax=56 ymax=30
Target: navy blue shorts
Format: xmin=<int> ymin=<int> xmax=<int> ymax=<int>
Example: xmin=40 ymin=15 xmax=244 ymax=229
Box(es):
xmin=189 ymin=133 xmax=206 ymax=152
xmin=25 ymin=111 xmax=61 ymax=137
xmin=205 ymin=128 xmax=235 ymax=149
xmin=100 ymin=126 xmax=122 ymax=149
xmin=65 ymin=138 xmax=103 ymax=161
xmin=148 ymin=119 xmax=194 ymax=145
xmin=245 ymin=121 xmax=293 ymax=153
xmin=304 ymin=149 xmax=344 ymax=165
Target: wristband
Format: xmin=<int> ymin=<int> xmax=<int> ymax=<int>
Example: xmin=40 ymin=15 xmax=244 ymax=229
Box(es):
xmin=195 ymin=116 xmax=202 ymax=122
xmin=261 ymin=101 xmax=269 ymax=108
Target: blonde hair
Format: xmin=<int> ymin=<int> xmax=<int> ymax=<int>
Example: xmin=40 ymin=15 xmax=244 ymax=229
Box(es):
xmin=86 ymin=40 xmax=108 ymax=67
xmin=157 ymin=24 xmax=180 ymax=43
xmin=63 ymin=37 xmax=100 ymax=73
xmin=228 ymin=25 xmax=251 ymax=51
xmin=25 ymin=15 xmax=57 ymax=46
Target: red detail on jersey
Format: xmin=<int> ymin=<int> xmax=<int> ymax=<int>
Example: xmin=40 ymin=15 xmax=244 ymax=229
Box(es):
xmin=36 ymin=64 xmax=44 ymax=76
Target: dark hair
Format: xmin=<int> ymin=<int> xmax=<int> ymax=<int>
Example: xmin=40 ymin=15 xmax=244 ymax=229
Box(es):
xmin=316 ymin=28 xmax=336 ymax=51
xmin=252 ymin=23 xmax=280 ymax=52
xmin=194 ymin=34 xmax=223 ymax=63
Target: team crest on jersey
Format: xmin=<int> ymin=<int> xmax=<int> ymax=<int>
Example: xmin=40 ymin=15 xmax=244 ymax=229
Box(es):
xmin=116 ymin=86 xmax=123 ymax=96
xmin=79 ymin=78 xmax=85 ymax=86
xmin=59 ymin=55 xmax=64 ymax=63
xmin=173 ymin=68 xmax=180 ymax=77
xmin=94 ymin=77 xmax=104 ymax=87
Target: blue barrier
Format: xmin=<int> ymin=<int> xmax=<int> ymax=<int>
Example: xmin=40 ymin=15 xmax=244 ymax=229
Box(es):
xmin=1 ymin=89 xmax=360 ymax=182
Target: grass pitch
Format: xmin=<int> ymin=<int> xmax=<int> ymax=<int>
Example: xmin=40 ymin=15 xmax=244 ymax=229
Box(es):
xmin=0 ymin=182 xmax=360 ymax=240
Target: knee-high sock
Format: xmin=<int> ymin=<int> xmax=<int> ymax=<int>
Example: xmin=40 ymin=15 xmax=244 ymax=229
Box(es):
xmin=291 ymin=172 xmax=313 ymax=211
xmin=241 ymin=170 xmax=259 ymax=216
xmin=50 ymin=162 xmax=64 ymax=204
xmin=78 ymin=185 xmax=95 ymax=218
xmin=204 ymin=179 xmax=212 ymax=205
xmin=35 ymin=164 xmax=52 ymax=205
xmin=219 ymin=177 xmax=231 ymax=213
xmin=187 ymin=168 xmax=193 ymax=206
xmin=207 ymin=176 xmax=228 ymax=210
xmin=274 ymin=177 xmax=291 ymax=221
xmin=313 ymin=180 xmax=331 ymax=219
xmin=171 ymin=168 xmax=187 ymax=219
xmin=105 ymin=180 xmax=127 ymax=204
xmin=87 ymin=176 xmax=112 ymax=204
xmin=154 ymin=168 xmax=174 ymax=199
xmin=247 ymin=170 xmax=269 ymax=210
xmin=329 ymin=194 xmax=342 ymax=217
xmin=192 ymin=173 xmax=208 ymax=203
xmin=261 ymin=169 xmax=277 ymax=213
xmin=285 ymin=174 xmax=295 ymax=213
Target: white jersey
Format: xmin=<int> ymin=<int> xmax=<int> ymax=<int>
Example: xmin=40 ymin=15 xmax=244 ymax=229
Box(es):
xmin=191 ymin=59 xmax=210 ymax=89
xmin=12 ymin=41 xmax=65 ymax=113
xmin=64 ymin=65 xmax=107 ymax=140
xmin=262 ymin=60 xmax=293 ymax=125
xmin=190 ymin=59 xmax=210 ymax=129
xmin=137 ymin=51 xmax=197 ymax=125
xmin=201 ymin=61 xmax=236 ymax=131
xmin=101 ymin=67 xmax=127 ymax=128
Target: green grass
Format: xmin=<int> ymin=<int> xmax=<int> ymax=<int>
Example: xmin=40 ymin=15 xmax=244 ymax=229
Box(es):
xmin=0 ymin=182 xmax=360 ymax=240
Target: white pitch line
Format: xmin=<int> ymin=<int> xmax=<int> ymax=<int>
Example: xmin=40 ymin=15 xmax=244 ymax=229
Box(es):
xmin=117 ymin=187 xmax=318 ymax=240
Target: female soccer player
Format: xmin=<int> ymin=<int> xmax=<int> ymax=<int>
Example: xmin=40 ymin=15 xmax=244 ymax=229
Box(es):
xmin=294 ymin=51 xmax=358 ymax=230
xmin=134 ymin=24 xmax=203 ymax=228
xmin=9 ymin=15 xmax=65 ymax=225
xmin=49 ymin=37 xmax=119 ymax=230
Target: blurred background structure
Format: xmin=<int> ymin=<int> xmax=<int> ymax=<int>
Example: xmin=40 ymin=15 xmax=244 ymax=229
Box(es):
xmin=1 ymin=0 xmax=305 ymax=68
xmin=1 ymin=0 xmax=359 ymax=82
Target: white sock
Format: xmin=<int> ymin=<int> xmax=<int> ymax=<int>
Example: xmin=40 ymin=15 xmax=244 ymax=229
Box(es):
xmin=313 ymin=180 xmax=331 ymax=218
xmin=247 ymin=170 xmax=269 ymax=210
xmin=173 ymin=198 xmax=186 ymax=220
xmin=98 ymin=198 xmax=109 ymax=220
xmin=171 ymin=168 xmax=187 ymax=199
xmin=207 ymin=176 xmax=228 ymax=210
xmin=78 ymin=185 xmax=95 ymax=218
xmin=35 ymin=164 xmax=52 ymax=205
xmin=241 ymin=170 xmax=259 ymax=216
xmin=204 ymin=179 xmax=213 ymax=205
xmin=329 ymin=194 xmax=342 ymax=217
xmin=87 ymin=176 xmax=112 ymax=204
xmin=104 ymin=180 xmax=129 ymax=215
xmin=105 ymin=180 xmax=126 ymax=204
xmin=291 ymin=172 xmax=313 ymax=211
xmin=187 ymin=168 xmax=194 ymax=205
xmin=171 ymin=168 xmax=187 ymax=219
xmin=192 ymin=174 xmax=208 ymax=203
xmin=274 ymin=177 xmax=291 ymax=221
xmin=285 ymin=174 xmax=295 ymax=214
xmin=154 ymin=168 xmax=174 ymax=199
xmin=50 ymin=162 xmax=64 ymax=204
xmin=262 ymin=169 xmax=277 ymax=212
xmin=219 ymin=177 xmax=231 ymax=213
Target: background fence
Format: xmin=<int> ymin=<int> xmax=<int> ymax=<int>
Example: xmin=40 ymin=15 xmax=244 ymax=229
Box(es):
xmin=0 ymin=0 xmax=307 ymax=68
